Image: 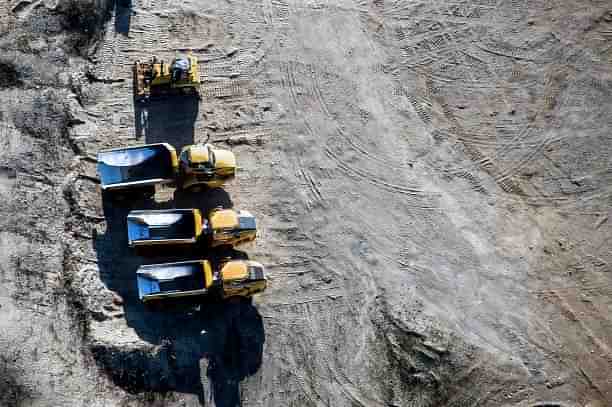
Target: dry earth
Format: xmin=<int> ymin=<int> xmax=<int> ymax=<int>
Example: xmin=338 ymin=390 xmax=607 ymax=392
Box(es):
xmin=0 ymin=0 xmax=611 ymax=406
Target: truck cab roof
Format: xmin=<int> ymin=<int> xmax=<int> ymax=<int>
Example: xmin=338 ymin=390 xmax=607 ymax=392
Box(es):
xmin=209 ymin=208 xmax=256 ymax=231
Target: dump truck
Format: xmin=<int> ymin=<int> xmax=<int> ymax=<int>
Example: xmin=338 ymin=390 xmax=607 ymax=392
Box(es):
xmin=97 ymin=143 xmax=236 ymax=193
xmin=137 ymin=259 xmax=266 ymax=304
xmin=134 ymin=52 xmax=200 ymax=102
xmin=126 ymin=207 xmax=256 ymax=247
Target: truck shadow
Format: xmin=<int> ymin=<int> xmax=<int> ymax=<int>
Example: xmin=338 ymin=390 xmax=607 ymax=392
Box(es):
xmin=135 ymin=94 xmax=199 ymax=151
xmin=92 ymin=191 xmax=264 ymax=406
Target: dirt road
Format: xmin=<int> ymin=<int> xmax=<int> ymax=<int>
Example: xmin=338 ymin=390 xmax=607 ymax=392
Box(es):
xmin=1 ymin=0 xmax=611 ymax=406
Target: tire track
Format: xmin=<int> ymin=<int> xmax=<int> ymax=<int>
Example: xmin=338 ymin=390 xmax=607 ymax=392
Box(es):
xmin=324 ymin=146 xmax=437 ymax=209
xmin=283 ymin=61 xmax=301 ymax=113
xmin=392 ymin=18 xmax=577 ymax=199
xmin=336 ymin=126 xmax=414 ymax=171
xmin=495 ymin=134 xmax=562 ymax=185
xmin=310 ymin=66 xmax=416 ymax=173
xmin=291 ymin=63 xmax=437 ymax=208
xmin=295 ymin=162 xmax=325 ymax=210
xmin=424 ymin=87 xmax=525 ymax=195
xmin=310 ymin=67 xmax=333 ymax=119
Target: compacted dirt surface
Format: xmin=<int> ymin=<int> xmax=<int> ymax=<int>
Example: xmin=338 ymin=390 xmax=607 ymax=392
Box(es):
xmin=1 ymin=0 xmax=611 ymax=406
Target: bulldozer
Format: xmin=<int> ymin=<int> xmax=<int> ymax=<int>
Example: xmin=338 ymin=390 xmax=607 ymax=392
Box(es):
xmin=133 ymin=52 xmax=200 ymax=102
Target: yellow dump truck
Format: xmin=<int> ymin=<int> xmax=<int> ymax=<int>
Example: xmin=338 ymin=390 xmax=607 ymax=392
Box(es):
xmin=97 ymin=143 xmax=236 ymax=193
xmin=133 ymin=52 xmax=200 ymax=102
xmin=137 ymin=259 xmax=266 ymax=304
xmin=127 ymin=207 xmax=256 ymax=248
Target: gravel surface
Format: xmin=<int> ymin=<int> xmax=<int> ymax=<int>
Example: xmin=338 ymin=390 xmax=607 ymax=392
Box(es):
xmin=0 ymin=0 xmax=611 ymax=406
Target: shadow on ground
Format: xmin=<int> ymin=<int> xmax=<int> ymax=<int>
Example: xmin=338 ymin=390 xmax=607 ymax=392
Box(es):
xmin=92 ymin=190 xmax=263 ymax=406
xmin=174 ymin=186 xmax=234 ymax=213
xmin=135 ymin=95 xmax=199 ymax=151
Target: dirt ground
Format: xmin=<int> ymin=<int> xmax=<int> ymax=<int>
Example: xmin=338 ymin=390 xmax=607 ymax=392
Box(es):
xmin=0 ymin=0 xmax=611 ymax=406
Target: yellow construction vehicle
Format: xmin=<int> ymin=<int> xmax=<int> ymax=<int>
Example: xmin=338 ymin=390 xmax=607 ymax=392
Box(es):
xmin=137 ymin=259 xmax=266 ymax=304
xmin=207 ymin=207 xmax=257 ymax=247
xmin=97 ymin=143 xmax=236 ymax=193
xmin=126 ymin=207 xmax=256 ymax=248
xmin=133 ymin=52 xmax=200 ymax=102
xmin=178 ymin=144 xmax=236 ymax=190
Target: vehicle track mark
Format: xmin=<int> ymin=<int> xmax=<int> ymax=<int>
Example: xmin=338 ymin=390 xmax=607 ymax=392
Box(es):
xmin=210 ymin=127 xmax=275 ymax=146
xmin=282 ymin=61 xmax=302 ymax=113
xmin=429 ymin=89 xmax=525 ymax=195
xmin=334 ymin=126 xmax=414 ymax=171
xmin=296 ymin=162 xmax=324 ymax=210
xmin=310 ymin=68 xmax=333 ymax=119
xmin=200 ymin=79 xmax=254 ymax=99
xmin=495 ymin=135 xmax=562 ymax=186
xmin=324 ymin=146 xmax=437 ymax=209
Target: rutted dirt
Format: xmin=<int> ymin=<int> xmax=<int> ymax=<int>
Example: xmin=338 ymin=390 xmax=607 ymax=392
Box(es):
xmin=1 ymin=0 xmax=611 ymax=406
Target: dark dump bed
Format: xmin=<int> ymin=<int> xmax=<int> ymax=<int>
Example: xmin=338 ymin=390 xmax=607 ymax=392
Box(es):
xmin=137 ymin=261 xmax=205 ymax=299
xmin=128 ymin=209 xmax=197 ymax=244
xmin=98 ymin=144 xmax=175 ymax=188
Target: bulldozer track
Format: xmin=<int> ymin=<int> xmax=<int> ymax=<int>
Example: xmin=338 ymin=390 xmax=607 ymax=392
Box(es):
xmin=210 ymin=127 xmax=275 ymax=146
xmin=200 ymin=79 xmax=254 ymax=99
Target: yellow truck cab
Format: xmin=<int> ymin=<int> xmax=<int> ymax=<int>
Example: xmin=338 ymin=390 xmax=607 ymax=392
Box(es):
xmin=219 ymin=260 xmax=267 ymax=298
xmin=179 ymin=144 xmax=236 ymax=190
xmin=207 ymin=207 xmax=257 ymax=247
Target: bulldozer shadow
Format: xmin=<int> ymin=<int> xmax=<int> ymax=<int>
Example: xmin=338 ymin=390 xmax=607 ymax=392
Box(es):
xmin=134 ymin=94 xmax=199 ymax=152
xmin=174 ymin=186 xmax=234 ymax=214
xmin=93 ymin=191 xmax=265 ymax=406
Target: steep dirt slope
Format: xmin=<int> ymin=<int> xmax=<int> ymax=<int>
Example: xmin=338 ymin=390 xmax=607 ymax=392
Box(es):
xmin=0 ymin=0 xmax=611 ymax=406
